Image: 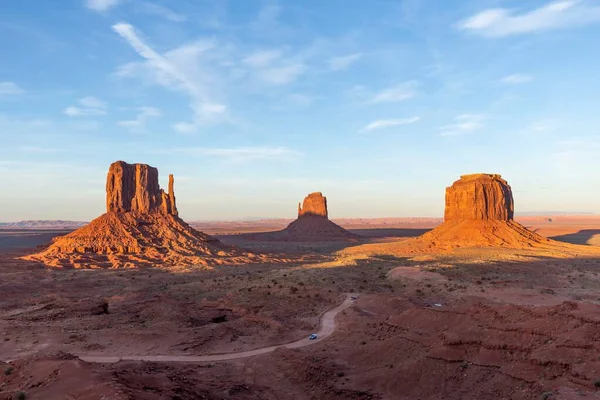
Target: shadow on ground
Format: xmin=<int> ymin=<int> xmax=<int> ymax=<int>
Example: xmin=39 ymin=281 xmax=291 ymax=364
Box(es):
xmin=550 ymin=229 xmax=600 ymax=245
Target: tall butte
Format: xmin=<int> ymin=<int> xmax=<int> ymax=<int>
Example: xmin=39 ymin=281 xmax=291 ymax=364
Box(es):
xmin=23 ymin=161 xmax=263 ymax=268
xmin=250 ymin=192 xmax=358 ymax=242
xmin=415 ymin=173 xmax=549 ymax=248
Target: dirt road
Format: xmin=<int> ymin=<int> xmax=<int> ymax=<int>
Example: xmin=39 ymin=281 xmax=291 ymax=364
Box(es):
xmin=78 ymin=293 xmax=357 ymax=364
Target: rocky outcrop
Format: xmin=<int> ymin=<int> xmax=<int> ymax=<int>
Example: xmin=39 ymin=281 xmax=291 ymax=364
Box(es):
xmin=444 ymin=174 xmax=514 ymax=221
xmin=106 ymin=161 xmax=177 ymax=216
xmin=24 ymin=161 xmax=275 ymax=269
xmin=298 ymin=192 xmax=328 ymax=219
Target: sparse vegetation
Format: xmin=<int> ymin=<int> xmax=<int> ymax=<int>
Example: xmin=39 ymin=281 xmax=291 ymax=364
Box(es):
xmin=16 ymin=391 xmax=26 ymax=400
xmin=4 ymin=366 xmax=14 ymax=375
xmin=541 ymin=391 xmax=553 ymax=400
xmin=595 ymin=379 xmax=600 ymax=388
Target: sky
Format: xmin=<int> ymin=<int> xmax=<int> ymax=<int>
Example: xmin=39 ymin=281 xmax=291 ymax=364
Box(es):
xmin=1 ymin=0 xmax=599 ymax=221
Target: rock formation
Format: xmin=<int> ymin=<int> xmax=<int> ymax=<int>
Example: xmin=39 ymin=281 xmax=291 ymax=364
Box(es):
xmin=23 ymin=161 xmax=272 ymax=269
xmin=413 ymin=173 xmax=549 ymax=249
xmin=248 ymin=192 xmax=358 ymax=242
xmin=444 ymin=174 xmax=513 ymax=221
xmin=106 ymin=161 xmax=178 ymax=216
xmin=298 ymin=192 xmax=328 ymax=218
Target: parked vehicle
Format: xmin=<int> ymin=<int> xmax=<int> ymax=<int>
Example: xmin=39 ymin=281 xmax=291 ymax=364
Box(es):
xmin=309 ymin=333 xmax=318 ymax=340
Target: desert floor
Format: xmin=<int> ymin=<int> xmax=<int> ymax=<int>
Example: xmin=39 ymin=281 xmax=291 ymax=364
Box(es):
xmin=1 ymin=217 xmax=600 ymax=399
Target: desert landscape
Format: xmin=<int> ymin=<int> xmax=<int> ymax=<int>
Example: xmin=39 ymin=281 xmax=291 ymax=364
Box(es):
xmin=3 ymin=2 xmax=600 ymax=399
xmin=1 ymin=164 xmax=600 ymax=400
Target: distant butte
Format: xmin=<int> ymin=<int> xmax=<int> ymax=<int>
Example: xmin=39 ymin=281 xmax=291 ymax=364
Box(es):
xmin=298 ymin=192 xmax=328 ymax=218
xmin=23 ymin=161 xmax=273 ymax=269
xmin=248 ymin=192 xmax=359 ymax=242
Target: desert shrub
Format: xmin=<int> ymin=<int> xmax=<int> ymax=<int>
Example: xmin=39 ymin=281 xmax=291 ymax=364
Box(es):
xmin=16 ymin=392 xmax=26 ymax=400
xmin=4 ymin=366 xmax=14 ymax=375
xmin=541 ymin=392 xmax=553 ymax=400
xmin=595 ymin=380 xmax=600 ymax=388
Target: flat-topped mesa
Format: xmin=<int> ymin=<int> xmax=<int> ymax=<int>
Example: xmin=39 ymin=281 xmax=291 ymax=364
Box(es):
xmin=298 ymin=192 xmax=328 ymax=218
xmin=444 ymin=173 xmax=514 ymax=222
xmin=106 ymin=161 xmax=177 ymax=216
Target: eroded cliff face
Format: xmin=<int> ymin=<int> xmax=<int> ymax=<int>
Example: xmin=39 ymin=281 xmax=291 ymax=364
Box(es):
xmin=298 ymin=192 xmax=328 ymax=219
xmin=106 ymin=161 xmax=177 ymax=216
xmin=444 ymin=174 xmax=514 ymax=222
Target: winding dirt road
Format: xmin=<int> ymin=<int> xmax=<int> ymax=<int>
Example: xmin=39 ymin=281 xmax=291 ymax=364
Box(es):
xmin=78 ymin=293 xmax=357 ymax=364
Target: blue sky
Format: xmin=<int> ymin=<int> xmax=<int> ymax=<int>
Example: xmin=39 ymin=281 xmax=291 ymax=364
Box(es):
xmin=1 ymin=0 xmax=599 ymax=221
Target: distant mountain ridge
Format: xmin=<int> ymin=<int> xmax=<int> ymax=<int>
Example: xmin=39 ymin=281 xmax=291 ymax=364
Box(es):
xmin=0 ymin=220 xmax=88 ymax=229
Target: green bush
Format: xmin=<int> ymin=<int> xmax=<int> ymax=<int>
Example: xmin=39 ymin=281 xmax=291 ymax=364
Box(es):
xmin=4 ymin=366 xmax=13 ymax=375
xmin=16 ymin=392 xmax=26 ymax=400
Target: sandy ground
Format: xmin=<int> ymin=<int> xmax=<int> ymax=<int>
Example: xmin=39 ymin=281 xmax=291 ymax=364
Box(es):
xmin=1 ymin=216 xmax=600 ymax=399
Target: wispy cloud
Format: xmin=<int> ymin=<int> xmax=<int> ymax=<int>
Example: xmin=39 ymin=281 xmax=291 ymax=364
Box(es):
xmin=439 ymin=114 xmax=486 ymax=136
xmin=241 ymin=48 xmax=306 ymax=85
xmin=113 ymin=22 xmax=226 ymax=132
xmin=137 ymin=2 xmax=186 ymax=22
xmin=242 ymin=49 xmax=282 ymax=67
xmin=259 ymin=64 xmax=305 ymax=85
xmin=371 ymin=81 xmax=418 ymax=103
xmin=19 ymin=146 xmax=64 ymax=154
xmin=0 ymin=81 xmax=25 ymax=95
xmin=173 ymin=146 xmax=302 ymax=162
xmin=457 ymin=0 xmax=600 ymax=38
xmin=118 ymin=106 xmax=162 ymax=131
xmin=501 ymin=74 xmax=533 ymax=84
xmin=362 ymin=116 xmax=420 ymax=132
xmin=328 ymin=53 xmax=362 ymax=71
xmin=85 ymin=0 xmax=121 ymax=12
xmin=64 ymin=96 xmax=107 ymax=117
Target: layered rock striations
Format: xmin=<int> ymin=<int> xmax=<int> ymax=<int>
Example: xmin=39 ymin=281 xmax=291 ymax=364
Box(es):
xmin=248 ymin=192 xmax=358 ymax=242
xmin=24 ymin=161 xmax=267 ymax=268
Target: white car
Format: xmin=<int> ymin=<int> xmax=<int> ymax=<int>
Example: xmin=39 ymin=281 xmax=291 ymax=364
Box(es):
xmin=309 ymin=333 xmax=318 ymax=340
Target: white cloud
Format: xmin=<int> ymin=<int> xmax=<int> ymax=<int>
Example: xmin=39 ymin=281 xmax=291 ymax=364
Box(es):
xmin=241 ymin=48 xmax=306 ymax=85
xmin=19 ymin=146 xmax=64 ymax=154
xmin=79 ymin=96 xmax=106 ymax=109
xmin=260 ymin=64 xmax=305 ymax=85
xmin=113 ymin=22 xmax=226 ymax=132
xmin=362 ymin=116 xmax=420 ymax=132
xmin=371 ymin=81 xmax=418 ymax=103
xmin=328 ymin=53 xmax=362 ymax=71
xmin=0 ymin=81 xmax=25 ymax=95
xmin=174 ymin=146 xmax=302 ymax=162
xmin=501 ymin=74 xmax=533 ymax=84
xmin=439 ymin=114 xmax=486 ymax=136
xmin=242 ymin=50 xmax=282 ymax=67
xmin=85 ymin=0 xmax=120 ymax=12
xmin=457 ymin=0 xmax=600 ymax=37
xmin=118 ymin=106 xmax=162 ymax=131
xmin=64 ymin=96 xmax=107 ymax=117
xmin=138 ymin=2 xmax=186 ymax=22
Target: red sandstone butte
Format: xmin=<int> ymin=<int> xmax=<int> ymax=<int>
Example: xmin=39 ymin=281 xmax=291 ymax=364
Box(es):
xmin=23 ymin=161 xmax=273 ymax=268
xmin=298 ymin=192 xmax=328 ymax=218
xmin=412 ymin=173 xmax=551 ymax=249
xmin=444 ymin=174 xmax=514 ymax=221
xmin=106 ymin=161 xmax=178 ymax=216
xmin=248 ymin=192 xmax=358 ymax=242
